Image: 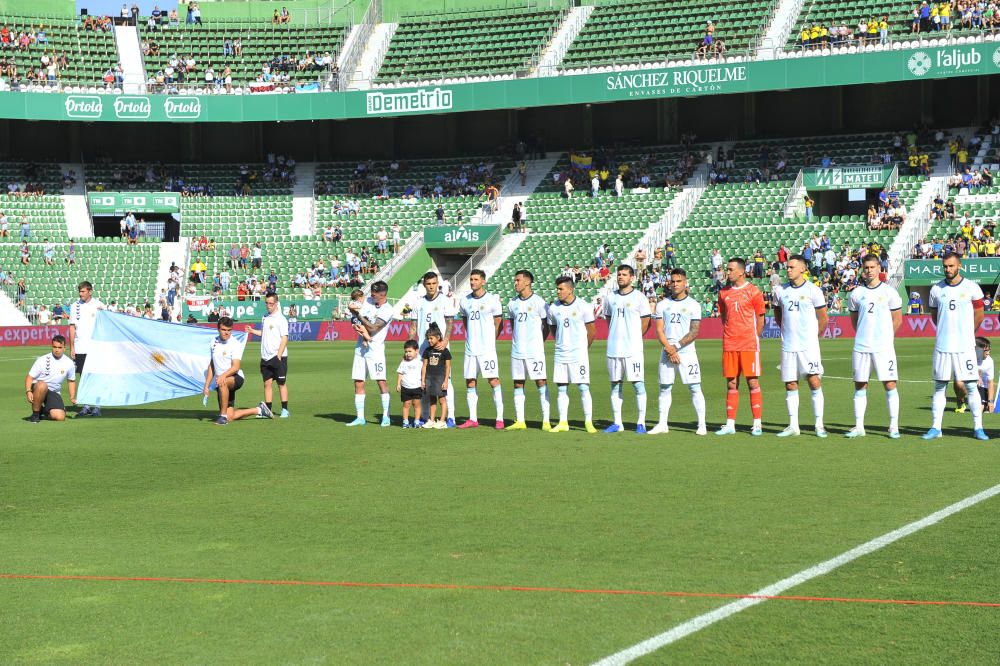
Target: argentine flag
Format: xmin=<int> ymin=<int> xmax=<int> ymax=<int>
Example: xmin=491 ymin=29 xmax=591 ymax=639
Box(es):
xmin=77 ymin=311 xmax=247 ymax=406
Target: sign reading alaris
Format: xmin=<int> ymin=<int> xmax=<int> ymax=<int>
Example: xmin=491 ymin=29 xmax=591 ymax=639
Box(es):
xmin=88 ymin=191 xmax=181 ymax=215
xmin=905 ymin=258 xmax=1000 ymax=285
xmin=802 ymin=166 xmax=893 ymax=191
xmin=423 ymin=225 xmax=500 ymax=248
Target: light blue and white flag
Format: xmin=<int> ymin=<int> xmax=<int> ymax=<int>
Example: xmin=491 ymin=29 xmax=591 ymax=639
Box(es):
xmin=77 ymin=311 xmax=247 ymax=406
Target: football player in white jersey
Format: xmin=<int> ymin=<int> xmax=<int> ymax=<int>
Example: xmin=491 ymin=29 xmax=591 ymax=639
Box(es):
xmin=506 ymin=269 xmax=551 ymax=430
xmin=202 ymin=317 xmax=266 ymax=425
xmin=924 ymin=252 xmax=988 ymax=440
xmin=773 ymin=255 xmax=828 ymax=437
xmin=347 ymin=281 xmax=395 ymax=427
xmin=650 ymin=268 xmax=707 ymax=435
xmin=846 ymin=254 xmax=903 ymax=438
xmin=546 ymin=276 xmax=597 ymax=433
xmin=457 ymin=269 xmax=504 ymax=429
xmin=601 ymin=264 xmax=652 ymax=433
xmin=25 ymin=334 xmax=76 ymax=423
xmin=68 ymin=280 xmax=105 ymax=417
xmin=409 ymin=272 xmax=456 ymax=427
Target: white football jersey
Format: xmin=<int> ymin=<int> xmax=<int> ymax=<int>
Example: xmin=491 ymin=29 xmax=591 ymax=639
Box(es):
xmin=848 ymin=282 xmax=902 ymax=353
xmin=28 ymin=352 xmax=76 ymax=393
xmin=413 ymin=293 xmax=456 ymax=347
xmin=459 ymin=291 xmax=502 ymax=356
xmin=357 ymin=299 xmax=395 ymax=350
xmin=655 ymin=296 xmax=701 ymax=354
xmin=260 ymin=310 xmax=289 ymax=359
xmin=602 ymin=288 xmax=651 ymax=358
xmin=69 ymin=297 xmax=106 ymax=354
xmin=773 ymin=281 xmax=826 ymax=353
xmin=210 ymin=334 xmax=246 ymax=379
xmin=980 ymin=355 xmax=995 ymax=388
xmin=547 ymin=296 xmax=594 ymax=364
xmin=929 ymin=278 xmax=984 ymax=353
xmin=508 ymin=293 xmax=548 ymax=360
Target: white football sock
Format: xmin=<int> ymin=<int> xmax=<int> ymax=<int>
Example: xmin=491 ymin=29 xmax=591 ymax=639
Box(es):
xmin=492 ymin=384 xmax=504 ymax=420
xmin=539 ymin=384 xmax=550 ymax=423
xmin=513 ymin=387 xmax=525 ymax=423
xmin=931 ymin=381 xmax=948 ymax=430
xmin=354 ymin=394 xmax=365 ymax=419
xmin=690 ymin=384 xmax=706 ymax=428
xmin=886 ymin=388 xmax=900 ymax=431
xmin=580 ymin=384 xmax=593 ymax=421
xmin=786 ymin=390 xmax=799 ymax=430
xmin=610 ymin=382 xmax=623 ymax=425
xmin=853 ymin=389 xmax=867 ymax=429
xmin=466 ymin=387 xmax=478 ymax=421
xmin=658 ymin=384 xmax=673 ymax=425
xmin=557 ymin=385 xmax=569 ymax=422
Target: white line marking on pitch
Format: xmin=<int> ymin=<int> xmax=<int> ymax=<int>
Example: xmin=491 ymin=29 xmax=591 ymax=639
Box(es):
xmin=592 ymin=482 xmax=1000 ymax=666
xmin=0 ymin=356 xmax=44 ymax=363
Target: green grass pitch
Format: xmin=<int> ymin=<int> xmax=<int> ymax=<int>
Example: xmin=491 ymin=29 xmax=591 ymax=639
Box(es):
xmin=3 ymin=338 xmax=1000 ymax=663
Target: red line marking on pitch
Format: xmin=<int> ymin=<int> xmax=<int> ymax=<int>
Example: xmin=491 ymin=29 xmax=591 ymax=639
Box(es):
xmin=2 ymin=573 xmax=999 ymax=609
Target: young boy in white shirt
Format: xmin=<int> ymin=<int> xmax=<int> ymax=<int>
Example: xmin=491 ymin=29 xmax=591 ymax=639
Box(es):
xmin=397 ymin=340 xmax=423 ymax=428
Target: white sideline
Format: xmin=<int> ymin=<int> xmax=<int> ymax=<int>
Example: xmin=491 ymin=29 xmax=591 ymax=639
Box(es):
xmin=592 ymin=482 xmax=1000 ymax=666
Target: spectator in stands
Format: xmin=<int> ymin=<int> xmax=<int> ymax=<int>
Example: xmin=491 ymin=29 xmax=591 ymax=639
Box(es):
xmin=563 ymin=177 xmax=574 ymax=199
xmin=19 ymin=240 xmax=29 ymax=265
xmin=804 ymin=194 xmax=815 ymax=221
xmin=42 ymin=239 xmax=54 ymax=266
xmin=16 ymin=277 xmax=25 ymax=307
xmin=19 ymin=216 xmax=29 ymax=240
xmin=273 ymin=9 xmax=281 ymax=24
xmin=0 ymin=211 xmax=7 ymax=238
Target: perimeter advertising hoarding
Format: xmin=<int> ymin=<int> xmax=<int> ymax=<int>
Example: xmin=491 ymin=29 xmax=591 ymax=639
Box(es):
xmin=3 ymin=42 xmax=999 ymax=123
xmin=5 ymin=315 xmax=996 ymax=346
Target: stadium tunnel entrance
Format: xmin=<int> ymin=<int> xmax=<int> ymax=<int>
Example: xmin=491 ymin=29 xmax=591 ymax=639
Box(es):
xmin=92 ymin=214 xmax=181 ymax=242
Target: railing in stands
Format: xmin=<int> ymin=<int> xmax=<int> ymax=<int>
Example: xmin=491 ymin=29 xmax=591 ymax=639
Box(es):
xmin=339 ymin=0 xmax=381 ymax=92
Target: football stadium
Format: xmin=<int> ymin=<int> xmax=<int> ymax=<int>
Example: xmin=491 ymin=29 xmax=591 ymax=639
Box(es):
xmin=4 ymin=0 xmax=1000 ymax=661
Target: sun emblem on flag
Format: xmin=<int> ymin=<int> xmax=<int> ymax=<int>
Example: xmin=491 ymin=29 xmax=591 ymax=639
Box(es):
xmin=151 ymin=351 xmax=167 ymax=366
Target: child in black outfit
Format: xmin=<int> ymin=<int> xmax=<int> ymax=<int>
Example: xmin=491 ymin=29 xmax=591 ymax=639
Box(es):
xmin=421 ymin=324 xmax=451 ymax=429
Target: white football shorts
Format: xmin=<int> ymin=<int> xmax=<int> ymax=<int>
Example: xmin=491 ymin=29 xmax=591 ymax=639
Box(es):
xmin=852 ymin=351 xmax=899 ymax=383
xmin=780 ymin=350 xmax=824 ymax=383
xmin=606 ymin=356 xmax=644 ymax=383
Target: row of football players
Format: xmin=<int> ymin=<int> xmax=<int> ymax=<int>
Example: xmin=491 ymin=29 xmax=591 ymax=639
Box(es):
xmin=347 ymin=254 xmax=992 ymax=439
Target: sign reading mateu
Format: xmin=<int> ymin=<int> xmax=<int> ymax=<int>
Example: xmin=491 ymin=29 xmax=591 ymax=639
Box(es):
xmin=802 ymin=166 xmax=894 ymax=191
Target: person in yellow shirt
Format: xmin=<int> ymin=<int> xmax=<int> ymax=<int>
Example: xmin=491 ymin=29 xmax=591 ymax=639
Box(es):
xmin=868 ymin=17 xmax=879 ymax=39
xmin=949 ymin=138 xmax=959 ymax=170
xmin=930 ymin=4 xmax=939 ymax=31
xmin=984 ymin=238 xmax=997 ymax=256
xmin=919 ymin=153 xmax=930 ymax=175
xmin=800 ymin=26 xmax=810 ymax=48
xmin=957 ymin=147 xmax=969 ymax=171
xmin=939 ymin=2 xmax=951 ymax=31
xmin=810 ymin=23 xmax=821 ymax=47
xmin=961 ymin=220 xmax=974 ymax=240
xmin=879 ymin=15 xmax=889 ymax=44
xmin=820 ymin=24 xmax=829 ymax=47
xmin=908 ymin=152 xmax=920 ymax=175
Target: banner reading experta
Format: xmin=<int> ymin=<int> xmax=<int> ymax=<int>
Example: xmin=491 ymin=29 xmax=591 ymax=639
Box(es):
xmin=2 ymin=41 xmax=1000 ymax=123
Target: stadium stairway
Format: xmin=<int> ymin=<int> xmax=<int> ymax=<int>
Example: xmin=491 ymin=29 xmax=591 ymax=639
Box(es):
xmin=350 ymin=22 xmax=398 ymax=89
xmin=291 ymin=163 xmax=317 ymax=236
xmin=113 ymin=24 xmax=146 ymax=94
xmin=0 ymin=290 xmax=30 ymax=325
xmin=156 ymin=241 xmax=188 ymax=318
xmin=757 ymin=0 xmax=806 ymax=57
xmin=534 ymin=5 xmax=593 ymax=77
xmin=60 ymin=164 xmax=93 ymax=239
xmin=887 ymin=175 xmax=948 ymax=287
xmin=449 ymin=153 xmax=561 ymax=299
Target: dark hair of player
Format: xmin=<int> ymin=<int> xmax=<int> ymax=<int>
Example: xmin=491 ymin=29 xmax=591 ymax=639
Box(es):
xmin=617 ymin=264 xmax=635 ymax=276
xmin=52 ymin=334 xmax=66 ymax=345
xmin=670 ymin=268 xmax=687 ymax=277
xmin=976 ymin=336 xmax=991 ymax=350
xmin=514 ymin=269 xmax=534 ymax=282
xmin=862 ymin=253 xmax=881 ymax=265
xmin=218 ymin=316 xmax=234 ymax=328
xmin=727 ymin=257 xmax=747 ymax=270
xmin=422 ymin=271 xmax=439 ymax=283
xmin=78 ymin=280 xmax=93 ymax=291
xmin=788 ymin=254 xmax=807 ymax=265
xmin=555 ymin=275 xmax=574 ymax=288
xmin=370 ymin=281 xmax=388 ymax=293
xmin=265 ymin=291 xmax=278 ymax=301
xmin=470 ymin=269 xmax=486 ymax=279
xmin=942 ymin=251 xmax=962 ymax=262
